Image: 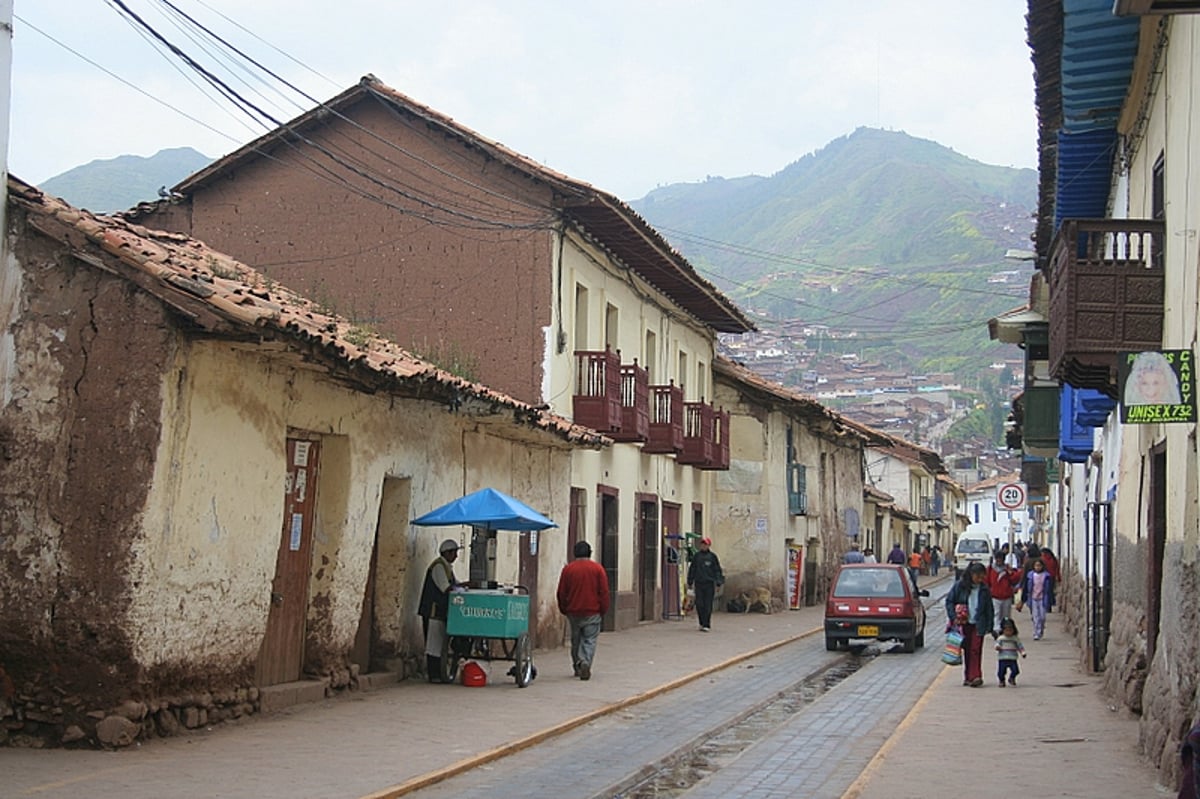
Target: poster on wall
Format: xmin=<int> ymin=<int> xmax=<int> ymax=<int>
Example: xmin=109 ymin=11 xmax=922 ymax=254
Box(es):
xmin=786 ymin=541 xmax=804 ymax=610
xmin=1119 ymin=349 xmax=1196 ymax=424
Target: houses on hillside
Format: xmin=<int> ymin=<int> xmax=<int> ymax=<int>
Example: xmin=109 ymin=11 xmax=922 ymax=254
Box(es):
xmin=1 ymin=78 xmax=957 ymax=747
xmin=996 ymin=1 xmax=1200 ymax=788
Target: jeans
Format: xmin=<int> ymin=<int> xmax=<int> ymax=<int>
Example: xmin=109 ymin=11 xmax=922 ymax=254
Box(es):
xmin=568 ymin=613 xmax=602 ymax=670
xmin=1029 ymin=597 xmax=1048 ymax=638
xmin=694 ymin=581 xmax=716 ymax=628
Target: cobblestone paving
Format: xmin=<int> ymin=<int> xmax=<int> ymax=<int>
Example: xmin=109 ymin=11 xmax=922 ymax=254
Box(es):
xmin=406 ymin=592 xmax=948 ymax=799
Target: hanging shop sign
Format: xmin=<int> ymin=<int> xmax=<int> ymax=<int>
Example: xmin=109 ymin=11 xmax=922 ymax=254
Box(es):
xmin=1119 ymin=350 xmax=1197 ymax=424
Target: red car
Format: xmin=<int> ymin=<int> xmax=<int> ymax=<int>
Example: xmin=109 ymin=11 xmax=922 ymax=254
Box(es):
xmin=824 ymin=563 xmax=929 ymax=653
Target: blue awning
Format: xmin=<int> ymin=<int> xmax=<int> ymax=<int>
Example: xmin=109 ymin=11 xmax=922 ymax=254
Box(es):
xmin=1052 ymin=1 xmax=1141 ymax=231
xmin=1060 ymin=0 xmax=1140 ymax=134
xmin=412 ymin=488 xmax=558 ymax=532
xmin=1059 ymin=383 xmax=1095 ymax=463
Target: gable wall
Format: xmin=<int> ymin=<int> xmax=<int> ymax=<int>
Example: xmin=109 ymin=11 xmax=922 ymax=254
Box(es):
xmin=155 ymin=98 xmax=557 ymax=406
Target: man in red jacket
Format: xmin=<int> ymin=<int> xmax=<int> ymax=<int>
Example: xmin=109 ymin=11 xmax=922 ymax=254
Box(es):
xmin=557 ymin=540 xmax=611 ymax=681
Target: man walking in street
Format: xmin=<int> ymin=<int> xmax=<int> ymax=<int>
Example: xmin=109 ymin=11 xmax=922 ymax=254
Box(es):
xmin=417 ymin=539 xmax=463 ymax=683
xmin=556 ymin=540 xmax=610 ymax=681
xmin=886 ymin=542 xmax=906 ymax=565
xmin=687 ymin=537 xmax=725 ymax=632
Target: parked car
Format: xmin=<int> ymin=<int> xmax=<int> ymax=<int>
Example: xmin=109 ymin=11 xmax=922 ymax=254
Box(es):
xmin=824 ymin=563 xmax=929 ymax=653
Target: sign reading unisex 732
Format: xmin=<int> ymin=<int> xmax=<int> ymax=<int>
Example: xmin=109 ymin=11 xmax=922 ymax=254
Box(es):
xmin=1119 ymin=350 xmax=1197 ymax=424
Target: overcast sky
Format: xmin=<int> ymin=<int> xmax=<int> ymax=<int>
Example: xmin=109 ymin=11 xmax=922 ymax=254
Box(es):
xmin=10 ymin=1 xmax=1037 ymax=201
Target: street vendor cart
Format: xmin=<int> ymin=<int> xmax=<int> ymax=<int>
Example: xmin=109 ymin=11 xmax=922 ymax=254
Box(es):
xmin=413 ymin=487 xmax=557 ymax=688
xmin=444 ymin=586 xmax=534 ymax=687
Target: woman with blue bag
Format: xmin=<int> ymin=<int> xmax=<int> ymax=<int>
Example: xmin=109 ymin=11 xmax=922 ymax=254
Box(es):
xmin=944 ymin=562 xmax=994 ymax=686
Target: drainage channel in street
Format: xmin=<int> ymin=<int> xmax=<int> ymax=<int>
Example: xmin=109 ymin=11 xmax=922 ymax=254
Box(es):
xmin=610 ymin=646 xmax=888 ymax=799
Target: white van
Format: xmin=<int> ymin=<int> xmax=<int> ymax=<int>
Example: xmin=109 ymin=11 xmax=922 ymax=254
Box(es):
xmin=953 ymin=524 xmax=1002 ymax=577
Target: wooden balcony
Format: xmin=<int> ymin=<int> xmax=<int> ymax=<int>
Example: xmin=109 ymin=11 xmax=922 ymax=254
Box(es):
xmin=612 ymin=361 xmax=649 ymax=443
xmin=643 ymin=382 xmax=684 ymax=454
xmin=573 ymin=348 xmax=621 ymax=434
xmin=678 ymin=400 xmax=730 ymax=470
xmin=1048 ymin=219 xmax=1164 ymax=392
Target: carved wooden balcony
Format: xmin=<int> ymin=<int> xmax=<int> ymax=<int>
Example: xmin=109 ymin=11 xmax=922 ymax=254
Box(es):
xmin=573 ymin=348 xmax=621 ymax=434
xmin=1048 ymin=218 xmax=1164 ymax=392
xmin=612 ymin=361 xmax=649 ymax=443
xmin=678 ymin=400 xmax=730 ymax=470
xmin=643 ymin=382 xmax=684 ymax=454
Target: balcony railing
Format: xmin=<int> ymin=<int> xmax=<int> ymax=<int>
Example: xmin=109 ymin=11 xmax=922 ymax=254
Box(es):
xmin=573 ymin=348 xmax=622 ymax=434
xmin=1048 ymin=218 xmax=1165 ymax=392
xmin=643 ymin=382 xmax=684 ymax=454
xmin=612 ymin=361 xmax=649 ymax=443
xmin=677 ymin=400 xmax=730 ymax=470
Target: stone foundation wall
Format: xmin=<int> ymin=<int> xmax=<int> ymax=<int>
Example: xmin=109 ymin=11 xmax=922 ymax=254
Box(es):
xmin=0 ymin=657 xmax=421 ymax=748
xmin=1139 ymin=551 xmax=1200 ymax=788
xmin=1102 ymin=602 xmax=1148 ymax=714
xmin=1060 ymin=547 xmax=1200 ymax=792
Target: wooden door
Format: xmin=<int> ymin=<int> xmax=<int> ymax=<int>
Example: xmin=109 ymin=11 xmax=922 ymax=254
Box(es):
xmin=637 ymin=497 xmax=658 ymax=622
xmin=519 ymin=528 xmax=540 ymax=645
xmin=1147 ymin=447 xmax=1166 ymax=660
xmin=660 ymin=503 xmax=681 ymax=619
xmin=351 ymin=537 xmax=377 ymax=673
xmin=256 ymin=438 xmax=320 ymax=686
xmin=599 ymin=490 xmax=619 ymax=631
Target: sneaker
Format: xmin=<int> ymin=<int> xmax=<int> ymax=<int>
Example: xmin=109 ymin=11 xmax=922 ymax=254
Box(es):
xmin=701 ymin=626 xmax=711 ymax=632
xmin=969 ymin=678 xmax=984 ymax=687
xmin=998 ymin=681 xmax=1006 ymax=688
xmin=1009 ymin=678 xmax=1017 ymax=686
xmin=578 ymin=663 xmax=591 ymax=681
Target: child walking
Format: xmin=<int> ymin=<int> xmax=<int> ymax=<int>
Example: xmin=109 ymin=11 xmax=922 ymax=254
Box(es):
xmin=1016 ymin=558 xmax=1056 ymax=639
xmin=994 ymin=617 xmax=1026 ymax=686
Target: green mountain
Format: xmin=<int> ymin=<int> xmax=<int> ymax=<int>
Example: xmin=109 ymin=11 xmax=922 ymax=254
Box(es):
xmin=38 ymin=147 xmax=212 ymax=214
xmin=630 ymin=127 xmax=1037 ymax=381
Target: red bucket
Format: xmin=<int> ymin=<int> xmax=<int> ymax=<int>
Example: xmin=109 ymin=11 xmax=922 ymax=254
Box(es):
xmin=460 ymin=661 xmax=487 ymax=687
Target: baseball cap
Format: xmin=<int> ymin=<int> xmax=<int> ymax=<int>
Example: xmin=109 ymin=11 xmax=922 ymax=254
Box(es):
xmin=439 ymin=539 xmax=461 ymax=554
xmin=700 ymin=537 xmax=712 ymax=546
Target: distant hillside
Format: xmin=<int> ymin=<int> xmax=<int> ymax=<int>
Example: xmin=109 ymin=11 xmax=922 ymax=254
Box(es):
xmin=630 ymin=127 xmax=1038 ymax=382
xmin=39 ymin=147 xmax=212 ymax=214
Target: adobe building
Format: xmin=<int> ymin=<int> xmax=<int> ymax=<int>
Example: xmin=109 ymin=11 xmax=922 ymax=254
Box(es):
xmin=0 ymin=178 xmax=604 ymax=746
xmin=130 ymin=75 xmax=755 ymax=630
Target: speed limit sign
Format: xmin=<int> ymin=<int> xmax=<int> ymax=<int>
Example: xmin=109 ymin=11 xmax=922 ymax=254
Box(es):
xmin=997 ymin=482 xmax=1026 ymax=510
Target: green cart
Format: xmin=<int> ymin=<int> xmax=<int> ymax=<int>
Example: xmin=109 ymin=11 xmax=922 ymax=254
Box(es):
xmin=412 ymin=488 xmax=557 ymax=688
xmin=441 ymin=587 xmax=535 ymax=687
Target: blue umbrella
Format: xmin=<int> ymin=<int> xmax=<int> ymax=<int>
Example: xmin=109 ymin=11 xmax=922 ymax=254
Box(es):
xmin=412 ymin=487 xmax=558 ymax=531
